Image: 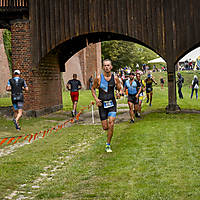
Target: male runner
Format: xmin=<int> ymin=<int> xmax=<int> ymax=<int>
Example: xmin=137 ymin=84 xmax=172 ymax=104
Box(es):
xmin=6 ymin=70 xmax=28 ymax=130
xmin=124 ymin=72 xmax=141 ymax=123
xmin=91 ymin=59 xmax=121 ymax=153
xmin=135 ymin=72 xmax=146 ymax=117
xmin=67 ymin=74 xmax=82 ymax=117
xmin=145 ymin=73 xmax=157 ymax=106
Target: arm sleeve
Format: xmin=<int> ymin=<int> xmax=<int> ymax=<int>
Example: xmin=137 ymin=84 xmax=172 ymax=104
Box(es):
xmin=78 ymin=80 xmax=82 ymax=86
xmin=7 ymin=80 xmax=11 ymax=86
xmin=124 ymin=81 xmax=127 ymax=89
xmin=23 ymin=80 xmax=28 ymax=88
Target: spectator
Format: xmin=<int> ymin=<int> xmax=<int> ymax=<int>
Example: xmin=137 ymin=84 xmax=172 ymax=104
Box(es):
xmin=177 ymin=72 xmax=184 ymax=99
xmin=191 ymin=75 xmax=199 ymax=99
xmin=160 ymin=77 xmax=165 ymax=89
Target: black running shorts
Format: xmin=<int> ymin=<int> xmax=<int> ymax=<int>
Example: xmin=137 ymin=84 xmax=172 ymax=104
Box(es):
xmin=98 ymin=100 xmax=117 ymax=121
xmin=146 ymin=87 xmax=153 ymax=93
xmin=128 ymin=94 xmax=138 ymax=104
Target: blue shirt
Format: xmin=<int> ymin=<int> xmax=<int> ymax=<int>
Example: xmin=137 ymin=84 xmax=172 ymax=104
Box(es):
xmin=125 ymin=79 xmax=138 ymax=95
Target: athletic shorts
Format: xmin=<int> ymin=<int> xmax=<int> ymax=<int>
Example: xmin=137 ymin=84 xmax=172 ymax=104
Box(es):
xmin=128 ymin=94 xmax=138 ymax=104
xmin=70 ymin=91 xmax=79 ymax=102
xmin=13 ymin=101 xmax=24 ymax=110
xmin=146 ymin=87 xmax=153 ymax=94
xmin=98 ymin=100 xmax=117 ymax=121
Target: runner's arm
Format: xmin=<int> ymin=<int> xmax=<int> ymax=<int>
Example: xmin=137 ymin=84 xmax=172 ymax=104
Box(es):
xmin=23 ymin=80 xmax=29 ymax=92
xmin=6 ymin=80 xmax=11 ymax=91
xmin=66 ymin=82 xmax=71 ymax=91
xmin=91 ymin=77 xmax=102 ymax=107
xmin=115 ymin=76 xmax=121 ymax=98
xmin=152 ymin=78 xmax=157 ymax=85
xmin=78 ymin=80 xmax=82 ymax=90
xmin=136 ymin=83 xmax=142 ymax=99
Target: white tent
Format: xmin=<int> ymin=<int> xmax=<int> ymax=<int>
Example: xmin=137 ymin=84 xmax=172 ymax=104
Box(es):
xmin=179 ymin=47 xmax=200 ymax=62
xmin=148 ymin=47 xmax=200 ymax=64
xmin=148 ymin=57 xmax=166 ymax=64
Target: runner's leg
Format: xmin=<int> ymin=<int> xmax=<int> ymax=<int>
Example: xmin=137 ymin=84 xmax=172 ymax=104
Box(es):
xmin=150 ymin=92 xmax=153 ymax=105
xmin=128 ymin=101 xmax=134 ymax=120
xmin=107 ymin=116 xmax=115 ymax=144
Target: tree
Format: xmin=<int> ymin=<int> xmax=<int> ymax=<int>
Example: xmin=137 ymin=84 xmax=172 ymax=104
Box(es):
xmin=101 ymin=40 xmax=158 ymax=71
xmin=3 ymin=29 xmax=12 ymax=73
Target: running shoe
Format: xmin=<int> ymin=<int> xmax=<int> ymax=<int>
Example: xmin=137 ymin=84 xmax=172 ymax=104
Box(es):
xmin=137 ymin=113 xmax=141 ymax=118
xmin=71 ymin=111 xmax=74 ymax=117
xmin=135 ymin=112 xmax=139 ymax=118
xmin=146 ymin=99 xmax=149 ymax=103
xmin=130 ymin=119 xmax=135 ymax=123
xmin=105 ymin=145 xmax=112 ymax=153
xmin=149 ymin=103 xmax=152 ymax=107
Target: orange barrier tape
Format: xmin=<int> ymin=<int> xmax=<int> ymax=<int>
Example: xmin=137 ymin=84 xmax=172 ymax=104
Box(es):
xmin=13 ymin=136 xmax=22 ymax=144
xmin=7 ymin=137 xmax=15 ymax=145
xmin=0 ymin=138 xmax=8 ymax=145
xmin=0 ymin=102 xmax=95 ymax=147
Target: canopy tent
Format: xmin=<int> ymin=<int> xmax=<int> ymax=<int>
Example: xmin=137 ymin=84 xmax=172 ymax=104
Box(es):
xmin=148 ymin=47 xmax=200 ymax=64
xmin=179 ymin=47 xmax=200 ymax=62
xmin=148 ymin=57 xmax=166 ymax=64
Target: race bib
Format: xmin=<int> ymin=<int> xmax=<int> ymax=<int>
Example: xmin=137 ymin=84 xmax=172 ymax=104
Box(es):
xmin=103 ymin=100 xmax=114 ymax=108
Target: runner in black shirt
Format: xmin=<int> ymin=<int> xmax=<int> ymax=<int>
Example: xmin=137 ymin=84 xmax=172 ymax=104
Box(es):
xmin=67 ymin=74 xmax=82 ymax=117
xmin=91 ymin=59 xmax=121 ymax=153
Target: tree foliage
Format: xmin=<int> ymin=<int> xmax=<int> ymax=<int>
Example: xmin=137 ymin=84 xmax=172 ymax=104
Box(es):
xmin=3 ymin=29 xmax=12 ymax=73
xmin=101 ymin=40 xmax=158 ymax=71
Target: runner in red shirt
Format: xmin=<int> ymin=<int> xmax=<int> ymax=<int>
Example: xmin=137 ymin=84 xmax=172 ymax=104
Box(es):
xmin=67 ymin=74 xmax=82 ymax=117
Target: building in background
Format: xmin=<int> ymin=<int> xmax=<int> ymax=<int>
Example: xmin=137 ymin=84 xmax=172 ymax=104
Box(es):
xmin=63 ymin=43 xmax=101 ymax=89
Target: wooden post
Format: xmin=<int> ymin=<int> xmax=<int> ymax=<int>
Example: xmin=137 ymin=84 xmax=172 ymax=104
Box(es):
xmin=166 ymin=63 xmax=181 ymax=113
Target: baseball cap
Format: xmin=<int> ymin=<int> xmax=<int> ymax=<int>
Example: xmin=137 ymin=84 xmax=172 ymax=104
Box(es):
xmin=14 ymin=70 xmax=20 ymax=75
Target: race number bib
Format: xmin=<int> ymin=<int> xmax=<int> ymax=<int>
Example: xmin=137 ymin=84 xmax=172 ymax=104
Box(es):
xmin=103 ymin=100 xmax=114 ymax=108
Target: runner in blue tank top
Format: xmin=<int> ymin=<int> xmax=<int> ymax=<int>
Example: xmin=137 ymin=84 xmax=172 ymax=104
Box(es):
xmin=91 ymin=59 xmax=121 ymax=153
xmin=124 ymin=72 xmax=141 ymax=123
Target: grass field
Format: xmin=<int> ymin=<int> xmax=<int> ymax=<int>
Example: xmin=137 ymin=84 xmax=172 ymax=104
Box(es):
xmin=0 ymin=71 xmax=200 ymax=200
xmin=0 ymin=114 xmax=199 ymax=199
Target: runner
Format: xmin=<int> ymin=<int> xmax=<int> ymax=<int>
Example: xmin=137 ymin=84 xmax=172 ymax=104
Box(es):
xmin=160 ymin=77 xmax=165 ymax=89
xmin=91 ymin=59 xmax=121 ymax=153
xmin=135 ymin=72 xmax=146 ymax=118
xmin=67 ymin=74 xmax=82 ymax=117
xmin=124 ymin=72 xmax=141 ymax=123
xmin=6 ymin=70 xmax=28 ymax=130
xmin=145 ymin=73 xmax=157 ymax=106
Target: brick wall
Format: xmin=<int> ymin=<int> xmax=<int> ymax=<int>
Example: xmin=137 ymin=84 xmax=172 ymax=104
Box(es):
xmin=11 ymin=19 xmax=32 ymax=111
xmin=63 ymin=43 xmax=101 ymax=89
xmin=11 ymin=20 xmax=62 ymax=117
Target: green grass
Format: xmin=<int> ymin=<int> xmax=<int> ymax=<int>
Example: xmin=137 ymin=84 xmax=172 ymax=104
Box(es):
xmin=0 ymin=72 xmax=200 ymax=199
xmin=0 ymin=96 xmax=11 ymax=107
xmin=63 ymin=90 xmax=94 ymax=111
xmin=0 ymin=113 xmax=199 ymax=199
